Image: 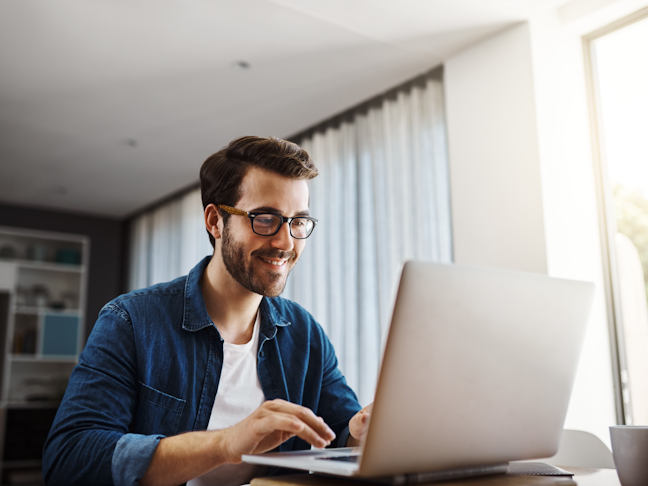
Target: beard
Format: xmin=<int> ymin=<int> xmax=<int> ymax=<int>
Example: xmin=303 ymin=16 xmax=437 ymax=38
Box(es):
xmin=221 ymin=224 xmax=298 ymax=297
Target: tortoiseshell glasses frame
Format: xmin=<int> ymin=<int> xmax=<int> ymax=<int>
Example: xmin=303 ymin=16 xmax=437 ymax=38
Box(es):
xmin=217 ymin=204 xmax=318 ymax=239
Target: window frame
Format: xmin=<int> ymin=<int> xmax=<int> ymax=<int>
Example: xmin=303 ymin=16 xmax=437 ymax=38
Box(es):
xmin=583 ymin=6 xmax=648 ymax=425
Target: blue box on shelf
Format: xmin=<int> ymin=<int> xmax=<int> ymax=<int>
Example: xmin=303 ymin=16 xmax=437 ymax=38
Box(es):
xmin=41 ymin=314 xmax=80 ymax=356
xmin=55 ymin=248 xmax=81 ymax=265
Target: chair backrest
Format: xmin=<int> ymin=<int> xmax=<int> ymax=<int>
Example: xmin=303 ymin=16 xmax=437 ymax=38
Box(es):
xmin=539 ymin=429 xmax=615 ymax=468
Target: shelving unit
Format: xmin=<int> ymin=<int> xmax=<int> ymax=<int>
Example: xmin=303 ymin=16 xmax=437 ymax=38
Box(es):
xmin=0 ymin=227 xmax=88 ymax=485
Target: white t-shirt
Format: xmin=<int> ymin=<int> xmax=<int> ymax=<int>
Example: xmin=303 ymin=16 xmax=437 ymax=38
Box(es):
xmin=188 ymin=312 xmax=268 ymax=486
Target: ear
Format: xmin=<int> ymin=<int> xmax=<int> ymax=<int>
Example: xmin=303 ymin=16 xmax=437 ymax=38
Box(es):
xmin=204 ymin=204 xmax=223 ymax=241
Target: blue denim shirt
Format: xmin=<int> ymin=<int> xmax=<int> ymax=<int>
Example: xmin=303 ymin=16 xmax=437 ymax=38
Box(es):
xmin=43 ymin=256 xmax=361 ymax=486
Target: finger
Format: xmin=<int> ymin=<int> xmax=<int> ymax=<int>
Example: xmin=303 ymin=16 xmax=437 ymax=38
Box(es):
xmin=349 ymin=409 xmax=372 ymax=440
xmin=254 ymin=412 xmax=331 ymax=449
xmin=360 ymin=403 xmax=373 ymax=414
xmin=263 ymin=400 xmax=335 ymax=441
xmin=349 ymin=415 xmax=363 ymax=438
xmin=253 ymin=430 xmax=293 ymax=455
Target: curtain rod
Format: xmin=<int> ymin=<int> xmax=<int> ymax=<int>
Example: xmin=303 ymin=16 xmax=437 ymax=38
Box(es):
xmin=286 ymin=65 xmax=443 ymax=143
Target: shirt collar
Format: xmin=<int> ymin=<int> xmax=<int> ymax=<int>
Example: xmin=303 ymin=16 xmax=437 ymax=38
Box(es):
xmin=182 ymin=255 xmax=292 ymax=335
xmin=182 ymin=256 xmax=213 ymax=332
xmin=259 ymin=295 xmax=291 ymax=341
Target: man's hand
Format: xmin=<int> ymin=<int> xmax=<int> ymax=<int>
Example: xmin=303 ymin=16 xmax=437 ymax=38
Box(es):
xmin=221 ymin=399 xmax=336 ymax=463
xmin=347 ymin=403 xmax=373 ymax=447
xmin=140 ymin=399 xmax=336 ymax=486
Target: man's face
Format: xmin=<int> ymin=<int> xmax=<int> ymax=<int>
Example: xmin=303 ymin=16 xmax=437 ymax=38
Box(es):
xmin=219 ymin=166 xmax=310 ymax=297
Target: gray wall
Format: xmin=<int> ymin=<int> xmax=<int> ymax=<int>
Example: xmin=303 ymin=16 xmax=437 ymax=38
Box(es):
xmin=0 ymin=203 xmax=126 ymax=339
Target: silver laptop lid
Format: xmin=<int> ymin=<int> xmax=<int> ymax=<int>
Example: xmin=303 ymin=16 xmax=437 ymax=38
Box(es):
xmin=359 ymin=262 xmax=595 ymax=477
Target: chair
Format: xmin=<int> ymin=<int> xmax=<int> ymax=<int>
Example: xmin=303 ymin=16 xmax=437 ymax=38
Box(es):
xmin=539 ymin=429 xmax=616 ymax=468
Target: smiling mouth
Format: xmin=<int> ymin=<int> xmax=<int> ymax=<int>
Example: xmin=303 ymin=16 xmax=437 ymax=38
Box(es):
xmin=260 ymin=257 xmax=287 ymax=267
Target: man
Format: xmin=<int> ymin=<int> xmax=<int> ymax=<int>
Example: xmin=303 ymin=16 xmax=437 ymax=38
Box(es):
xmin=43 ymin=136 xmax=371 ymax=486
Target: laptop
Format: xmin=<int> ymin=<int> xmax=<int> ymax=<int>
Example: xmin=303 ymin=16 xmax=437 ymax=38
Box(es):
xmin=243 ymin=261 xmax=595 ymax=483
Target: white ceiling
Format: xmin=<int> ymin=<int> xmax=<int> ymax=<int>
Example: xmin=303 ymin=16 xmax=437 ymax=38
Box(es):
xmin=0 ymin=0 xmax=571 ymax=219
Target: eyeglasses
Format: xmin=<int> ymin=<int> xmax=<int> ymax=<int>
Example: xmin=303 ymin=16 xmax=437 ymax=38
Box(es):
xmin=218 ymin=204 xmax=318 ymax=239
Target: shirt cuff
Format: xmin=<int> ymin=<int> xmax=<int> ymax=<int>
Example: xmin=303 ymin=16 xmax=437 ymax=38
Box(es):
xmin=112 ymin=433 xmax=165 ymax=486
xmin=336 ymin=426 xmax=352 ymax=448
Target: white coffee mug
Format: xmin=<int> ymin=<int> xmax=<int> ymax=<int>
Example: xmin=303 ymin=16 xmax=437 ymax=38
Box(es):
xmin=610 ymin=425 xmax=648 ymax=486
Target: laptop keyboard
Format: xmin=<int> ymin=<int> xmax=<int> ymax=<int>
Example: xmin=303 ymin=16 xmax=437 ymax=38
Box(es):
xmin=315 ymin=455 xmax=360 ymax=463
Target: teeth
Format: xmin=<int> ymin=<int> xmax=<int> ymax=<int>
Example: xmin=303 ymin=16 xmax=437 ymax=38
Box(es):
xmin=261 ymin=258 xmax=285 ymax=266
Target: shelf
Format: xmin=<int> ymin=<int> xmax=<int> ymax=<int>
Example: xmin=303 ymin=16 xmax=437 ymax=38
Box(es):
xmin=9 ymin=355 xmax=78 ymax=363
xmin=13 ymin=306 xmax=81 ymax=316
xmin=1 ymin=226 xmax=87 ymax=480
xmin=8 ymin=259 xmax=83 ymax=273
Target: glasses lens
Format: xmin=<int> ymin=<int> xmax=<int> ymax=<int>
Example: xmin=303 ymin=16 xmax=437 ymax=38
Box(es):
xmin=253 ymin=214 xmax=281 ymax=235
xmin=290 ymin=218 xmax=314 ymax=238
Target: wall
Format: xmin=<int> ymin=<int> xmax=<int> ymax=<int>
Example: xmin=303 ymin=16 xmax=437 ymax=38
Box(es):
xmin=443 ymin=19 xmax=618 ymax=444
xmin=0 ymin=203 xmax=125 ymax=338
xmin=444 ymin=23 xmax=547 ymax=274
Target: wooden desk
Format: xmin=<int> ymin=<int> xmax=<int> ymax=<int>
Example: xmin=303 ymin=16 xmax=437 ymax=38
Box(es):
xmin=251 ymin=468 xmax=620 ymax=486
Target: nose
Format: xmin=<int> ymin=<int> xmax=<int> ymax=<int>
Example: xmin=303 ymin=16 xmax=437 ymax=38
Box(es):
xmin=269 ymin=221 xmax=294 ymax=251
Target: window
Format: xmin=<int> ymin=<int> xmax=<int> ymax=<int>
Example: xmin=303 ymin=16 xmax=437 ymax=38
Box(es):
xmin=586 ymin=9 xmax=648 ymax=425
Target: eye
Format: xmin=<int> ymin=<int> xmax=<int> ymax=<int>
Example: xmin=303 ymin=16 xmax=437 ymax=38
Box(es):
xmin=255 ymin=216 xmax=277 ymax=225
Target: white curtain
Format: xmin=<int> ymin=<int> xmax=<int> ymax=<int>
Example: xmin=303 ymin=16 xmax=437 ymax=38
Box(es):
xmin=128 ymin=68 xmax=452 ymax=406
xmin=128 ymin=190 xmax=213 ymax=291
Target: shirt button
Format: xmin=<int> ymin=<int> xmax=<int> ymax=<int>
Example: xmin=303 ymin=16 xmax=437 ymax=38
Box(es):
xmin=259 ymin=351 xmax=264 ymax=357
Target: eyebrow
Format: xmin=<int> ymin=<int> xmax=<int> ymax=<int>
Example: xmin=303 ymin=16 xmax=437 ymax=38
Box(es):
xmin=250 ymin=206 xmax=310 ymax=217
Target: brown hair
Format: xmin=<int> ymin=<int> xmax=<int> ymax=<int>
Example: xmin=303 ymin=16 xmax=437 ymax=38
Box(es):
xmin=200 ymin=136 xmax=318 ymax=247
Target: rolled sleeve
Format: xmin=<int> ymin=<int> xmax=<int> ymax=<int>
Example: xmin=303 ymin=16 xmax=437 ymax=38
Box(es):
xmin=112 ymin=434 xmax=164 ymax=486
